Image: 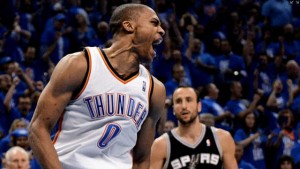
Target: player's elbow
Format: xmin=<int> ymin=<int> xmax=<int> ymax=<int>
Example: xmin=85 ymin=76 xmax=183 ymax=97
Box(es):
xmin=28 ymin=123 xmax=38 ymax=148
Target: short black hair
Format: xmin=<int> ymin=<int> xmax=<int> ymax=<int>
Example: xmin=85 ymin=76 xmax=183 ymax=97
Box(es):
xmin=278 ymin=155 xmax=294 ymax=169
xmin=109 ymin=3 xmax=149 ymax=35
xmin=173 ymin=86 xmax=200 ymax=102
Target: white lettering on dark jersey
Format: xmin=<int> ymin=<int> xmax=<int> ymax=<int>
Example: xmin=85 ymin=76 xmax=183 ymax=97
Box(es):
xmin=83 ymin=93 xmax=148 ymax=129
xmin=170 ymin=153 xmax=220 ymax=169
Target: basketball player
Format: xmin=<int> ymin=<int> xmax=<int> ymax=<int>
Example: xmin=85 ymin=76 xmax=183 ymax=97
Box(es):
xmin=150 ymin=86 xmax=238 ymax=169
xmin=28 ymin=3 xmax=165 ymax=169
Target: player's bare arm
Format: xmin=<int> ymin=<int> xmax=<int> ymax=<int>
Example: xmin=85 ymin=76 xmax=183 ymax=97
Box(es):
xmin=28 ymin=52 xmax=88 ymax=169
xmin=216 ymin=129 xmax=238 ymax=169
xmin=150 ymin=134 xmax=167 ymax=169
xmin=132 ymin=77 xmax=166 ymax=169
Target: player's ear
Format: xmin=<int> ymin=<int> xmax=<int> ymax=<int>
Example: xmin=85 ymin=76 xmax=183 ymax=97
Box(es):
xmin=122 ymin=21 xmax=134 ymax=33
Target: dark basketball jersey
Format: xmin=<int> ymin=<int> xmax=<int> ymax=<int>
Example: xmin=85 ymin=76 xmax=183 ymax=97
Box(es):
xmin=163 ymin=124 xmax=223 ymax=169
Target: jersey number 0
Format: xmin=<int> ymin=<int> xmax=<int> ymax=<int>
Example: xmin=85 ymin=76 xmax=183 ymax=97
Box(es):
xmin=98 ymin=123 xmax=122 ymax=148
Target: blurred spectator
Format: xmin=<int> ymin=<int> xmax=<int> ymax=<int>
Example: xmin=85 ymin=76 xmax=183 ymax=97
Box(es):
xmin=261 ymin=0 xmax=292 ymax=36
xmin=290 ymin=80 xmax=300 ymax=121
xmin=235 ymin=143 xmax=256 ymax=169
xmin=253 ymin=52 xmax=277 ymax=97
xmin=234 ymin=112 xmax=268 ymax=169
xmin=255 ymin=29 xmax=279 ymax=59
xmin=280 ymin=60 xmax=300 ymax=102
xmin=215 ymin=39 xmax=247 ymax=83
xmin=19 ymin=45 xmax=52 ymax=84
xmin=10 ymin=129 xmax=30 ymax=152
xmin=277 ymin=155 xmax=295 ymax=169
xmin=199 ymin=113 xmax=215 ymax=127
xmin=40 ymin=13 xmax=70 ymax=65
xmin=163 ymin=120 xmax=175 ymax=133
xmin=165 ymin=63 xmax=191 ymax=98
xmin=165 ymin=63 xmax=191 ymax=123
xmin=271 ymin=109 xmax=298 ymax=161
xmin=4 ymin=146 xmax=30 ymax=169
xmin=0 ymin=118 xmax=27 ymax=157
xmin=14 ymin=94 xmax=33 ymax=124
xmin=281 ymin=24 xmax=300 ymax=59
xmin=2 ymin=13 xmax=31 ymax=63
xmin=214 ymin=39 xmax=247 ymax=104
xmin=200 ymin=83 xmax=232 ymax=131
xmin=224 ymin=81 xmax=262 ymax=131
xmin=152 ymin=49 xmax=192 ymax=85
xmin=69 ymin=8 xmax=97 ymax=52
xmin=92 ymin=21 xmax=111 ymax=48
xmin=185 ymin=35 xmax=217 ymax=89
xmin=0 ymin=73 xmax=20 ymax=135
xmin=266 ymin=79 xmax=289 ymax=113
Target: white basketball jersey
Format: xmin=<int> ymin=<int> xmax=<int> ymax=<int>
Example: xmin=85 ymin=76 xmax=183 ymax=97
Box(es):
xmin=53 ymin=47 xmax=153 ymax=169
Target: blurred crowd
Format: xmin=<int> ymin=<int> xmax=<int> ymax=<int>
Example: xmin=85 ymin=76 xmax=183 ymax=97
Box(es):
xmin=0 ymin=0 xmax=299 ymax=169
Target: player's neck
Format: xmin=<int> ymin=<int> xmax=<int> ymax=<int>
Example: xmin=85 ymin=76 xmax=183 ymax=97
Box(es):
xmin=176 ymin=121 xmax=203 ymax=141
xmin=103 ymin=43 xmax=140 ymax=78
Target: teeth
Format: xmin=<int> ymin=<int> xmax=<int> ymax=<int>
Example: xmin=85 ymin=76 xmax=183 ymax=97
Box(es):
xmin=153 ymin=38 xmax=163 ymax=45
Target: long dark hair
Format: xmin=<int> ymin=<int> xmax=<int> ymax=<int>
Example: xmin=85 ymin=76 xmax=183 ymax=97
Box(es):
xmin=242 ymin=112 xmax=258 ymax=135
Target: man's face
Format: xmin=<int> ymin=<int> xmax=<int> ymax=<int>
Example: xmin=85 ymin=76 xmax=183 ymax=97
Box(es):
xmin=18 ymin=97 xmax=32 ymax=114
xmin=6 ymin=151 xmax=29 ymax=169
xmin=173 ymin=88 xmax=201 ymax=125
xmin=208 ymin=84 xmax=219 ymax=99
xmin=172 ymin=65 xmax=184 ymax=82
xmin=132 ymin=7 xmax=165 ymax=62
xmin=231 ymin=82 xmax=243 ymax=98
xmin=0 ymin=74 xmax=12 ymax=91
xmin=280 ymin=161 xmax=293 ymax=169
xmin=235 ymin=144 xmax=243 ymax=161
xmin=16 ymin=136 xmax=29 ymax=150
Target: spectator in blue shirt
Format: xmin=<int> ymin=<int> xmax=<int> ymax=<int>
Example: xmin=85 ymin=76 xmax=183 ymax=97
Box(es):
xmin=234 ymin=112 xmax=268 ymax=169
xmin=165 ymin=64 xmax=191 ymax=124
xmin=279 ymin=60 xmax=300 ymax=102
xmin=277 ymin=155 xmax=295 ymax=169
xmin=40 ymin=13 xmax=70 ymax=65
xmin=14 ymin=95 xmax=33 ymax=124
xmin=224 ymin=81 xmax=262 ymax=130
xmin=254 ymin=53 xmax=277 ymax=97
xmin=261 ymin=0 xmax=292 ymax=28
xmin=185 ymin=31 xmax=217 ymax=89
xmin=281 ymin=24 xmax=300 ymax=59
xmin=0 ymin=118 xmax=27 ymax=159
xmin=255 ymin=29 xmax=279 ymax=59
xmin=70 ymin=8 xmax=97 ymax=52
xmin=235 ymin=143 xmax=256 ymax=169
xmin=271 ymin=109 xmax=298 ymax=162
xmin=200 ymin=83 xmax=232 ymax=131
xmin=0 ymin=73 xmax=20 ymax=135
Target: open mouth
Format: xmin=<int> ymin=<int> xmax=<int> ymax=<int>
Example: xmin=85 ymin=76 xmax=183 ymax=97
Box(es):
xmin=151 ymin=38 xmax=163 ymax=57
xmin=153 ymin=38 xmax=163 ymax=46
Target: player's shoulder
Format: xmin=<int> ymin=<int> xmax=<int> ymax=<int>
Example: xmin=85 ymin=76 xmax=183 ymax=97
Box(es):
xmin=212 ymin=127 xmax=235 ymax=151
xmin=152 ymin=133 xmax=169 ymax=149
xmin=56 ymin=51 xmax=87 ymax=70
xmin=151 ymin=76 xmax=165 ymax=91
xmin=212 ymin=127 xmax=233 ymax=141
xmin=62 ymin=51 xmax=86 ymax=63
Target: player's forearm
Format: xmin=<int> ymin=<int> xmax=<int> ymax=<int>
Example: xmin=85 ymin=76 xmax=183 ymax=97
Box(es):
xmin=29 ymin=125 xmax=62 ymax=169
